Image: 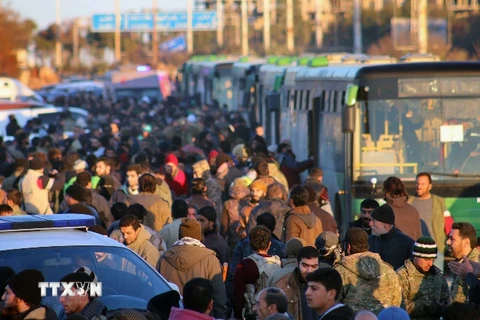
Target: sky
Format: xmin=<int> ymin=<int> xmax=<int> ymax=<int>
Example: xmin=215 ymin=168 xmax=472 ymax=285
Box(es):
xmin=8 ymin=0 xmax=189 ymax=30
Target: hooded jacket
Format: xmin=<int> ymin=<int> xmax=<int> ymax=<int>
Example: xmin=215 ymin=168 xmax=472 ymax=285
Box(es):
xmin=157 ymin=238 xmax=227 ymax=319
xmin=247 ymin=198 xmax=291 ymax=239
xmin=125 ymin=192 xmax=172 ymax=232
xmin=397 ymin=259 xmax=450 ymax=320
xmin=125 ymin=224 xmax=160 ymax=268
xmin=220 ymin=185 xmax=250 ymax=247
xmin=334 ymin=251 xmax=403 ymax=314
xmin=283 ymin=206 xmax=323 ymax=246
xmin=385 ymin=195 xmax=422 ymax=241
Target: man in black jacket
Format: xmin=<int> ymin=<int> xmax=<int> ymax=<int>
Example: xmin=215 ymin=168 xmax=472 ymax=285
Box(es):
xmin=305 ymin=268 xmax=353 ymax=320
xmin=349 ymin=199 xmax=379 ymax=236
xmin=2 ymin=269 xmax=58 ymax=320
xmin=368 ymin=204 xmax=415 ymax=270
xmin=197 ymin=206 xmax=230 ymax=265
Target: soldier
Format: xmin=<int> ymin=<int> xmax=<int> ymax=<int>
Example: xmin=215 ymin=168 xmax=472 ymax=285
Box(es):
xmin=397 ymin=236 xmax=450 ymax=319
xmin=334 ymin=228 xmax=402 ymax=315
xmin=447 ymin=222 xmax=480 ymax=303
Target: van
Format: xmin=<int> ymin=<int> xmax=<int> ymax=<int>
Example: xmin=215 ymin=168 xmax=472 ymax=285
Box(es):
xmin=0 ymin=77 xmax=44 ymax=103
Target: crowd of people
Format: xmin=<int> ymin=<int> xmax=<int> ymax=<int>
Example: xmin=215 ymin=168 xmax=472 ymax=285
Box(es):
xmin=1 ymin=92 xmax=480 ymax=320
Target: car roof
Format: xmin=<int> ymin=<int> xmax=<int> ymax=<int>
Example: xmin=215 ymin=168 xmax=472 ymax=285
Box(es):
xmin=0 ymin=228 xmax=125 ymax=251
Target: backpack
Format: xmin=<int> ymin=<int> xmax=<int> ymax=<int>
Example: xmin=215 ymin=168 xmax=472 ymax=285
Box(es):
xmin=243 ymin=253 xmax=281 ymax=318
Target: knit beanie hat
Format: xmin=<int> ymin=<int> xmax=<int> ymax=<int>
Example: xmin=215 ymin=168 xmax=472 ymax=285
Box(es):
xmin=250 ymin=179 xmax=267 ymax=194
xmin=315 ymin=231 xmax=339 ymax=256
xmin=164 ymin=154 xmax=178 ymax=166
xmin=197 ymin=206 xmax=217 ymax=223
xmin=232 ymin=144 xmax=248 ymax=158
xmin=0 ymin=266 xmax=15 ymax=297
xmin=412 ymin=236 xmax=437 ymax=259
xmin=147 ymin=290 xmax=181 ymax=318
xmin=371 ymin=204 xmax=395 ymax=225
xmin=66 ymin=184 xmax=86 ymax=202
xmin=7 ymin=269 xmax=44 ymax=305
xmin=179 ymin=218 xmax=203 ymax=241
xmin=286 ymin=237 xmax=307 ymax=257
xmin=378 ymin=307 xmax=410 ymax=320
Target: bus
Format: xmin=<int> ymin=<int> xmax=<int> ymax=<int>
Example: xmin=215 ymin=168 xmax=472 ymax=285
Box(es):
xmin=288 ymin=61 xmax=480 ymax=235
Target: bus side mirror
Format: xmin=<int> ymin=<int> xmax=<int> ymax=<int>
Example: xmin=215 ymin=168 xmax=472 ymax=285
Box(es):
xmin=342 ymin=106 xmax=355 ymax=133
xmin=345 ymin=84 xmax=358 ymax=107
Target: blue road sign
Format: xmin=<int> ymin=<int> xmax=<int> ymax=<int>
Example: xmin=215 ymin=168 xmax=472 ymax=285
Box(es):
xmin=91 ymin=12 xmax=217 ymax=32
xmin=160 ymin=35 xmax=187 ymax=52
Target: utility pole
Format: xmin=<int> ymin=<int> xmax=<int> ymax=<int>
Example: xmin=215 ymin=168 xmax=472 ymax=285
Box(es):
xmin=55 ymin=0 xmax=62 ymax=70
xmin=152 ymin=0 xmax=158 ymax=67
xmin=115 ymin=0 xmax=121 ymax=62
xmin=353 ymin=0 xmax=362 ymax=53
xmin=73 ymin=21 xmax=79 ymax=68
xmin=286 ymin=0 xmax=294 ymax=53
xmin=241 ymin=0 xmax=248 ymax=55
xmin=418 ymin=0 xmax=428 ymax=53
xmin=264 ymin=0 xmax=270 ymax=53
xmin=315 ymin=0 xmax=323 ymax=48
xmin=187 ymin=0 xmax=193 ymax=53
xmin=217 ymin=0 xmax=224 ymax=47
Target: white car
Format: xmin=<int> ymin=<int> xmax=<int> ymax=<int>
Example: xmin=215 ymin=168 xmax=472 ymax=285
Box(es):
xmin=0 ymin=214 xmax=179 ymax=315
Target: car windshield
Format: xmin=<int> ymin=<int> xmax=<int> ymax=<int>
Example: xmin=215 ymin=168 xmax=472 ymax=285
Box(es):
xmin=354 ymin=97 xmax=480 ymax=182
xmin=0 ymin=246 xmax=172 ymax=313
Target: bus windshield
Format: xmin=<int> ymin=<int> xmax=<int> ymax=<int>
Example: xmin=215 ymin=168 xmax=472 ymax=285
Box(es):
xmin=354 ymin=97 xmax=480 ymax=181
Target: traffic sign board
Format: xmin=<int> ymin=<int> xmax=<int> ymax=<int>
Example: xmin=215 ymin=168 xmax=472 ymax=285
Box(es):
xmin=91 ymin=12 xmax=217 ymax=32
xmin=160 ymin=35 xmax=187 ymax=52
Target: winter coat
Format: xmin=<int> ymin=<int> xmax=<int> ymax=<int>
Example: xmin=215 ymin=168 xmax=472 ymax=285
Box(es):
xmin=159 ymin=218 xmax=183 ymax=250
xmin=157 ymin=238 xmax=227 ymax=319
xmin=451 ymin=248 xmax=480 ymax=303
xmin=385 ymin=195 xmax=422 ymax=241
xmin=318 ymin=304 xmax=353 ymax=320
xmin=408 ymin=194 xmax=447 ymax=252
xmin=124 ymin=192 xmax=172 ymax=232
xmin=155 ymin=178 xmax=173 ymax=208
xmin=185 ymin=194 xmax=215 ymax=211
xmin=334 ymin=251 xmax=403 ymax=314
xmin=7 ymin=305 xmax=58 ymax=320
xmin=397 ymin=259 xmax=450 ymax=320
xmin=268 ymin=162 xmax=289 ymax=191
xmin=220 ymin=185 xmax=250 ymax=249
xmin=277 ymin=153 xmax=314 ymax=188
xmin=165 ymin=169 xmax=189 ymax=197
xmin=124 ymin=224 xmax=160 ymax=268
xmin=268 ymin=258 xmax=298 ymax=286
xmin=247 ymin=198 xmax=291 ymax=240
xmin=307 ymin=202 xmax=337 ymax=233
xmin=283 ymin=206 xmax=323 ymax=246
xmin=203 ymin=230 xmax=230 ymax=265
xmin=168 ymin=307 xmax=214 ymax=320
xmin=270 ymin=269 xmax=305 ymax=320
xmin=368 ymin=227 xmax=415 ymax=270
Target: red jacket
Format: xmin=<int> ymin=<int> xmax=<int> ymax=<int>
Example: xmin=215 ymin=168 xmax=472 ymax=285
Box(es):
xmin=166 ymin=169 xmax=189 ymax=197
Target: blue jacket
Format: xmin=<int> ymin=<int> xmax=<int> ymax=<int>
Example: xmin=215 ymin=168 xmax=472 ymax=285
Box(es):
xmin=368 ymin=227 xmax=415 ymax=270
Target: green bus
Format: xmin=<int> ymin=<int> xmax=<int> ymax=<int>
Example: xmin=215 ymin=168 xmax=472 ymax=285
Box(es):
xmin=281 ymin=61 xmax=480 ymax=235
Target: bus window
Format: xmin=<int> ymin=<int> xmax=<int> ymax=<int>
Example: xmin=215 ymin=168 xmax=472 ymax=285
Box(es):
xmin=353 ymin=97 xmax=480 ymax=181
xmin=305 ymin=91 xmax=311 ymax=110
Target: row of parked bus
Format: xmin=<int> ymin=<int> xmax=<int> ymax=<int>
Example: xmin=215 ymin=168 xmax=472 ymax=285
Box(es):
xmin=179 ymin=53 xmax=480 ymax=235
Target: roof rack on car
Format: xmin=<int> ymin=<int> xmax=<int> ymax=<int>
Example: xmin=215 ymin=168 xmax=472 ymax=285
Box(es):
xmin=0 ymin=214 xmax=95 ymax=232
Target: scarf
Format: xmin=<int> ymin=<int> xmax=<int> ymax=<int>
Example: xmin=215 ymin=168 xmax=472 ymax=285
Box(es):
xmin=172 ymin=237 xmax=206 ymax=248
